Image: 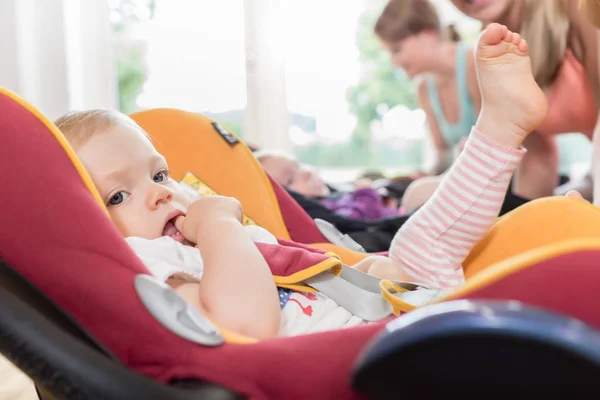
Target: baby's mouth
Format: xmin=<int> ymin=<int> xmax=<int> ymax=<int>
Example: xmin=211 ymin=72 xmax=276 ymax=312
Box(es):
xmin=162 ymin=216 xmax=185 ymax=243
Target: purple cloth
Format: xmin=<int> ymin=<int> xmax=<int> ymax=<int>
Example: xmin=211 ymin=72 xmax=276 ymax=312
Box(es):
xmin=319 ymin=188 xmax=398 ymax=220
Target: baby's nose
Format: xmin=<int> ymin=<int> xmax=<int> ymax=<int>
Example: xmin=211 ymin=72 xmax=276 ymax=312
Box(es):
xmin=147 ymin=185 xmax=173 ymax=209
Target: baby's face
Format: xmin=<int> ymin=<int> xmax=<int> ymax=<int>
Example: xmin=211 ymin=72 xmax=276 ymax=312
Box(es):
xmin=292 ymin=165 xmax=330 ymax=198
xmin=261 ymin=156 xmax=330 ymax=197
xmin=260 ymin=155 xmax=299 ymax=188
xmin=77 ymin=124 xmax=191 ymax=242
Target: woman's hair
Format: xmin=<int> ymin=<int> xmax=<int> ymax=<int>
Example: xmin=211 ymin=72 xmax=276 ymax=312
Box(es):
xmin=519 ymin=0 xmax=570 ymax=88
xmin=374 ymin=0 xmax=461 ymax=43
xmin=444 ymin=24 xmax=461 ymax=42
xmin=375 ymin=0 xmax=439 ymax=43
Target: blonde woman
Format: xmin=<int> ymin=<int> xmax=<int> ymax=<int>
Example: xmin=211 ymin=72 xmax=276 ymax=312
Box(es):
xmin=450 ymin=0 xmax=599 ymax=202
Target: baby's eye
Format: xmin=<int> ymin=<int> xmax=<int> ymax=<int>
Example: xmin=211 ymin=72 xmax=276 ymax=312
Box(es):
xmin=107 ymin=191 xmax=129 ymax=206
xmin=153 ymin=170 xmax=169 ymax=183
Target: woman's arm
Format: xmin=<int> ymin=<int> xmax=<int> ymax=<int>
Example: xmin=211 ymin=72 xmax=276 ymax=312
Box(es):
xmin=592 ymin=116 xmax=600 ymax=205
xmin=554 ymin=170 xmax=594 ymax=201
xmin=417 ymin=80 xmax=452 ymax=175
xmin=571 ymin=0 xmax=600 ymax=203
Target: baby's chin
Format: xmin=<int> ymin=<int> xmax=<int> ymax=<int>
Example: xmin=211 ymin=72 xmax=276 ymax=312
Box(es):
xmin=158 ymin=232 xmax=195 ymax=247
xmin=161 ymin=230 xmax=195 ymax=246
xmin=166 ymin=230 xmax=186 ymax=244
xmin=133 ymin=230 xmax=195 ymax=246
xmin=181 ymin=239 xmax=195 ymax=247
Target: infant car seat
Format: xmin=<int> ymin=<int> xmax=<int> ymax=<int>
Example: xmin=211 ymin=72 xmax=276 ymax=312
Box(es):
xmin=3 ymin=88 xmax=600 ymax=399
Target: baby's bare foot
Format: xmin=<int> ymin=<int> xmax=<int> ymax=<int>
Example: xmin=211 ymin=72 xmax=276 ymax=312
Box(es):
xmin=474 ymin=23 xmax=548 ymax=148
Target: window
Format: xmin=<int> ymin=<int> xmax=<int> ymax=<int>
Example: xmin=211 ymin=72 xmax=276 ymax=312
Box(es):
xmin=110 ymin=0 xmax=247 ymax=136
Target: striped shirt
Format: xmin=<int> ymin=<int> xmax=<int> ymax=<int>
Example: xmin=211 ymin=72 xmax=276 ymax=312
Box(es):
xmin=389 ymin=128 xmax=526 ymax=289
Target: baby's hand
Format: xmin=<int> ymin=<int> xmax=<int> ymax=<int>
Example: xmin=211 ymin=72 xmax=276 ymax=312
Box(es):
xmin=566 ymin=190 xmax=591 ymax=204
xmin=175 ymin=195 xmax=243 ymax=243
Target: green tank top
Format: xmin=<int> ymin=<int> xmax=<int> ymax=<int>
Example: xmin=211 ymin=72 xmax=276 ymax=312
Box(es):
xmin=426 ymin=43 xmax=477 ymax=148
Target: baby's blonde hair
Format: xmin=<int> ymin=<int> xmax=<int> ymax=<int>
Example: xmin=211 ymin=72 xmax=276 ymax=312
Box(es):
xmin=54 ymin=109 xmax=144 ymax=150
xmin=253 ymin=149 xmax=296 ymax=164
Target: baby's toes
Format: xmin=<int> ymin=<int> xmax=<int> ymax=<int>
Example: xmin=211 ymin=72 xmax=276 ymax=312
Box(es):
xmin=511 ymin=32 xmax=522 ymax=46
xmin=517 ymin=39 xmax=528 ymax=53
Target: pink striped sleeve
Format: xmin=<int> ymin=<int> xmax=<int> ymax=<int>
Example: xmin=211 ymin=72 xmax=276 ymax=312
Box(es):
xmin=388 ymin=128 xmax=526 ymax=289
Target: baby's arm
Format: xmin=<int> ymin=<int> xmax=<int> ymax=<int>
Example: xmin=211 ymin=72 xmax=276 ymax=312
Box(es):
xmin=174 ymin=196 xmax=281 ymax=340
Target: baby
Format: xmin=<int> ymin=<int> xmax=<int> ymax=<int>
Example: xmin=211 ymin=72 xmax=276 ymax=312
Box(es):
xmin=56 ymin=24 xmax=548 ymax=340
xmin=255 ymin=149 xmax=401 ymax=220
xmin=254 ymin=149 xmax=332 ymax=198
